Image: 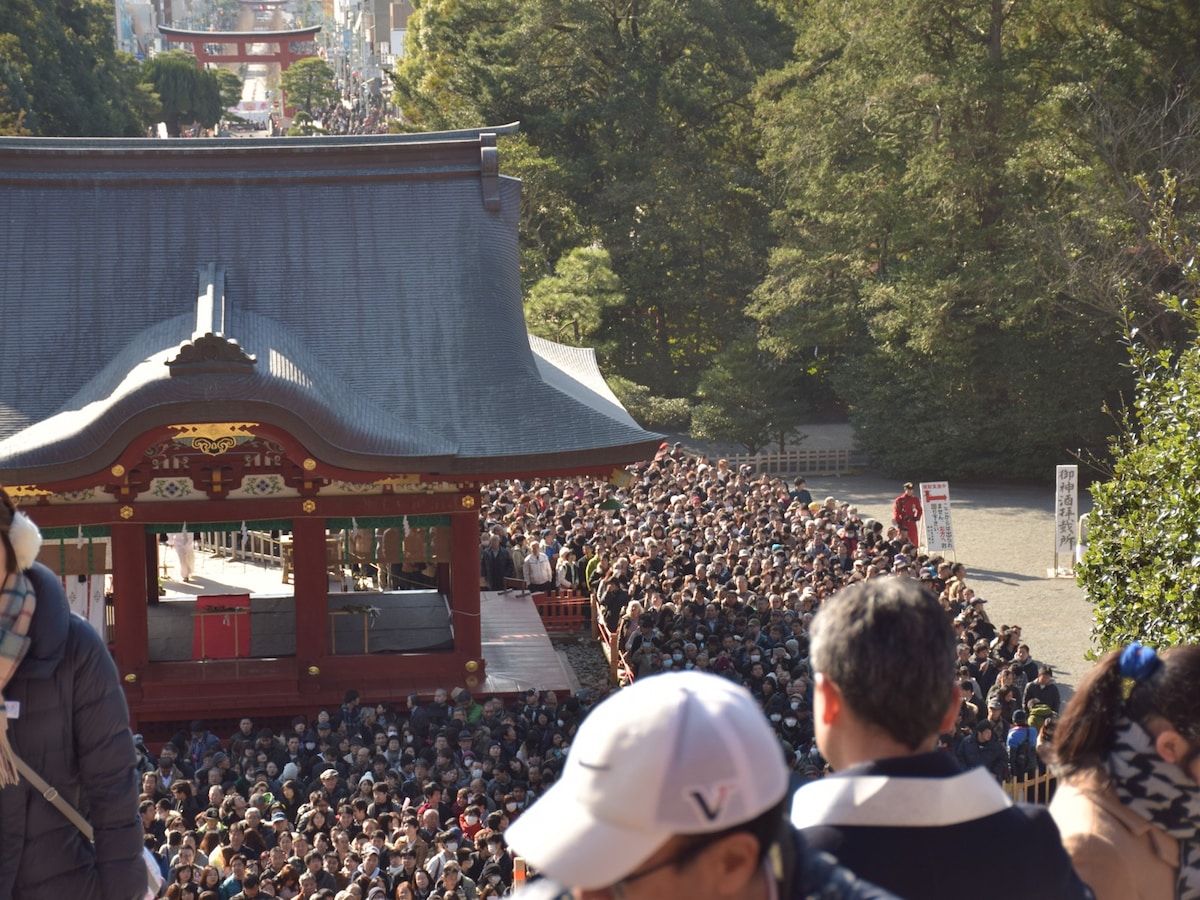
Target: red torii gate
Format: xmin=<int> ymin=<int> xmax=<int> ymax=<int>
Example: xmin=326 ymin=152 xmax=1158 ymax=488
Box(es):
xmin=158 ymin=25 xmax=321 ymax=70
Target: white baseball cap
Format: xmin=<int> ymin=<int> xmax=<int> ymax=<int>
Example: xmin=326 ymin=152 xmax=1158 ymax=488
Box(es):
xmin=506 ymin=671 xmax=787 ymax=891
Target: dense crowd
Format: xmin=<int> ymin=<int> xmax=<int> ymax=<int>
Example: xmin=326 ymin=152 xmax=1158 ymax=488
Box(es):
xmin=139 ymin=445 xmax=1065 ymax=899
xmin=480 ymin=444 xmax=1062 ymax=778
xmin=138 ymin=683 xmax=582 ymax=899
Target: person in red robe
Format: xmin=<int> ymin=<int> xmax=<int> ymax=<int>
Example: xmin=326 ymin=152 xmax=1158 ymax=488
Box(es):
xmin=892 ymin=482 xmax=923 ymax=548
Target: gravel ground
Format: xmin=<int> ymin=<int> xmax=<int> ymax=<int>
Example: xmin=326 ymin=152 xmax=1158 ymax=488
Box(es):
xmin=557 ymin=637 xmax=617 ymax=700
xmin=795 ymin=471 xmax=1095 ymax=702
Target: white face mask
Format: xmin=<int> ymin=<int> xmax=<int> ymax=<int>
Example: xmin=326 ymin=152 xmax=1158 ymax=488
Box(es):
xmin=445 ymin=842 xmax=458 ymax=852
xmin=488 ymin=875 xmax=502 ymax=885
xmin=465 ymin=815 xmax=479 ymax=825
xmin=769 ymin=713 xmax=782 ymax=722
xmin=506 ymin=802 xmax=518 ymax=811
xmin=784 ymin=717 xmax=797 ymax=727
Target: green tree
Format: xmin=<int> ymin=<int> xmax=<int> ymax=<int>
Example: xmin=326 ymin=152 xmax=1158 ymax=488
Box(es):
xmin=1078 ymin=175 xmax=1200 ymax=650
xmin=280 ymin=56 xmax=339 ymax=117
xmin=692 ymin=333 xmax=812 ymax=454
xmin=213 ymin=67 xmax=244 ymax=111
xmin=287 ymin=110 xmax=327 ymax=136
xmin=142 ymin=50 xmax=223 ymax=136
xmin=524 ymin=246 xmax=623 ymax=348
xmin=394 ymin=0 xmax=792 ymax=395
xmin=750 ymin=0 xmax=1127 ymax=478
xmin=0 ymin=0 xmax=152 ymax=135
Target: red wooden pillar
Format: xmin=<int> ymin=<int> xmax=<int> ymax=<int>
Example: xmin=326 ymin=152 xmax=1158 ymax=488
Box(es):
xmin=292 ymin=516 xmax=328 ymax=666
xmin=450 ymin=509 xmax=481 ymax=666
xmin=111 ymin=523 xmax=149 ymax=679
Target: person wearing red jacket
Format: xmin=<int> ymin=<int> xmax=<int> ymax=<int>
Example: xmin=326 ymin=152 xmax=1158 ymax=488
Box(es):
xmin=892 ymin=482 xmax=923 ymax=548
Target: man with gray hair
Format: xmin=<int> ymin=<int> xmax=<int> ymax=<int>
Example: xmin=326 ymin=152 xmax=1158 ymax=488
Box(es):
xmin=789 ymin=577 xmax=1091 ymax=899
xmin=522 ymin=541 xmax=553 ymax=595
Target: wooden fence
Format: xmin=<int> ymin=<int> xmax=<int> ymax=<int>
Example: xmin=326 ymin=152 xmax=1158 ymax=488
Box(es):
xmin=531 ymin=590 xmax=591 ymax=635
xmin=720 ymin=447 xmax=862 ymax=477
xmin=1002 ymin=768 xmax=1058 ymax=805
xmin=196 ymin=529 xmax=284 ymax=565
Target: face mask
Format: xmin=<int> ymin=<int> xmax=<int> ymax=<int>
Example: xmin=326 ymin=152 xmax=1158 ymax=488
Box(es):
xmin=488 ymin=844 xmax=500 ymax=854
xmin=790 ymin=700 xmax=801 ymax=710
xmin=472 ymin=768 xmax=483 ymax=779
xmin=506 ymin=802 xmax=518 ymax=811
xmin=750 ymin=655 xmax=761 ymax=663
xmin=465 ymin=815 xmax=479 ymax=825
xmin=406 ymin=735 xmax=413 ymax=743
xmin=784 ymin=717 xmax=797 ymax=727
xmin=672 ymin=653 xmax=683 ymax=662
xmin=446 ymin=842 xmax=458 ymax=852
xmin=769 ymin=713 xmax=782 ymax=722
xmin=488 ymin=875 xmax=502 ymax=885
xmin=389 ymin=865 xmax=404 ymax=875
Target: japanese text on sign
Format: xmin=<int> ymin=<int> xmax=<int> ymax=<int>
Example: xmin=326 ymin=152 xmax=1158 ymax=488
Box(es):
xmin=1055 ymin=465 xmax=1078 ymax=554
xmin=920 ymin=481 xmax=954 ymax=552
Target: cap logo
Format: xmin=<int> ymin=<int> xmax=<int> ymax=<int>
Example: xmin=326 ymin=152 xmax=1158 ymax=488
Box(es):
xmin=688 ymin=782 xmax=736 ymax=822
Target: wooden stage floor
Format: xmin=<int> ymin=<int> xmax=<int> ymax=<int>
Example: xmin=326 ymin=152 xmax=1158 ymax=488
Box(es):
xmin=159 ymin=545 xmax=576 ymax=696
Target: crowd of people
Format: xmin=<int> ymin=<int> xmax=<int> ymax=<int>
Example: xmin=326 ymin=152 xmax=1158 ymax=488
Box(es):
xmin=7 ymin=447 xmax=1196 ymax=900
xmin=122 ymin=447 xmax=1070 ymax=899
xmin=134 ymin=683 xmax=585 ymax=900
xmin=480 ymin=444 xmax=1062 ymax=781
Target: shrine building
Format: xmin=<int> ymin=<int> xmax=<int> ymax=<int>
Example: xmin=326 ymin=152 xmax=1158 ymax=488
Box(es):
xmin=0 ymin=127 xmax=660 ymax=728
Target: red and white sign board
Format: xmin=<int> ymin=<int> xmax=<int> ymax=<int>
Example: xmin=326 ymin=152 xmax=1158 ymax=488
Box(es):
xmin=920 ymin=481 xmax=955 ymax=553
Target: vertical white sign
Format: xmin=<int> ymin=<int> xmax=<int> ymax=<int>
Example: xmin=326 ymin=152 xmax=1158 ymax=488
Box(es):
xmin=1055 ymin=465 xmax=1078 ymax=554
xmin=920 ymin=481 xmax=954 ymax=552
xmin=65 ymin=574 xmax=107 ymax=637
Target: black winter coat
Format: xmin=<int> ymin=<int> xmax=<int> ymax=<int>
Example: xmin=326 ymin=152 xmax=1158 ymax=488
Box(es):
xmin=0 ymin=563 xmax=145 ymax=900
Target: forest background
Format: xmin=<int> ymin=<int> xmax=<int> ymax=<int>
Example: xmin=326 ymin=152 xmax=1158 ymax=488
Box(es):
xmin=6 ymin=0 xmax=1200 ymax=482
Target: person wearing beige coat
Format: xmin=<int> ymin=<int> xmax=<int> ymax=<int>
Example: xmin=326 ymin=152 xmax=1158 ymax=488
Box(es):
xmin=1048 ymin=641 xmax=1200 ymax=900
xmin=1051 ymin=768 xmax=1179 ymax=900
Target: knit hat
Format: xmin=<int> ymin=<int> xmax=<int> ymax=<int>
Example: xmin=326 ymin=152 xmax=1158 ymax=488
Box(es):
xmin=0 ymin=489 xmax=42 ymax=786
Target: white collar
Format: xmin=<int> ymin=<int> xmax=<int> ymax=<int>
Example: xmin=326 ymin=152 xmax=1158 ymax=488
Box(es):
xmin=790 ymin=765 xmax=1011 ymax=829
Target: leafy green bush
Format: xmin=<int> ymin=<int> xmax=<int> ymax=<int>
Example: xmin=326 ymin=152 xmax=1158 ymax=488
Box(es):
xmin=608 ymin=377 xmax=691 ymax=432
xmin=1078 ymin=176 xmax=1200 ymax=651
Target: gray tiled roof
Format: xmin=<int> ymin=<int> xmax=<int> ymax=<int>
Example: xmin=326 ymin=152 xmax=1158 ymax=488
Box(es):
xmin=0 ymin=129 xmax=661 ymax=482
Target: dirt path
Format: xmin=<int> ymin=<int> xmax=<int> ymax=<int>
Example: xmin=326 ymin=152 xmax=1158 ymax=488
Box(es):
xmin=803 ymin=471 xmax=1095 ymax=699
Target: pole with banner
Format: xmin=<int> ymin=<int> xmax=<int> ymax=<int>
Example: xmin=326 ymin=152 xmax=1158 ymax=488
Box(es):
xmin=1053 ymin=465 xmax=1078 ymax=577
xmin=920 ymin=482 xmax=955 ymax=554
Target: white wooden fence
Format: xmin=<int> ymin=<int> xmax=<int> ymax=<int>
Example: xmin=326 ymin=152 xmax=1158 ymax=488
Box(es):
xmin=720 ymin=447 xmax=861 ymax=477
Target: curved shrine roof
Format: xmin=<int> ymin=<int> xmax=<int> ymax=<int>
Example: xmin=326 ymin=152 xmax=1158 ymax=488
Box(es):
xmin=0 ymin=128 xmax=661 ymax=482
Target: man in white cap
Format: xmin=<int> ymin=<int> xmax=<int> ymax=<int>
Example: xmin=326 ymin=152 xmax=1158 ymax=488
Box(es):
xmin=506 ymin=670 xmax=892 ymax=900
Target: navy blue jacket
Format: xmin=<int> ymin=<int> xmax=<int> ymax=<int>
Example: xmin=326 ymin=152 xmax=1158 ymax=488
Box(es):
xmin=793 ymin=752 xmax=1092 ymax=900
xmin=0 ymin=563 xmax=145 ymax=900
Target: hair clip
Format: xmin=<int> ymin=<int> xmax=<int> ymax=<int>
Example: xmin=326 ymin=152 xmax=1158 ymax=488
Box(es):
xmin=1118 ymin=641 xmax=1160 ymax=682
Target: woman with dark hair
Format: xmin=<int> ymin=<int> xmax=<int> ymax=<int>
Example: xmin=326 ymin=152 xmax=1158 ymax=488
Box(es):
xmin=1049 ymin=642 xmax=1200 ymax=900
xmin=171 ymin=780 xmax=202 ymax=830
xmin=277 ymin=778 xmax=303 ymax=822
xmin=198 ymin=864 xmax=222 ymax=894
